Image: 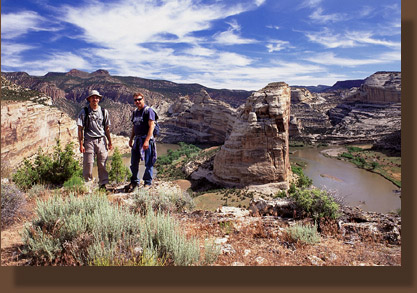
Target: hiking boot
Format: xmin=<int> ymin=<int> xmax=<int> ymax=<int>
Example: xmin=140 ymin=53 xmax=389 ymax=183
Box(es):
xmin=124 ymin=182 xmax=138 ymax=193
xmin=99 ymin=184 xmax=107 ymax=191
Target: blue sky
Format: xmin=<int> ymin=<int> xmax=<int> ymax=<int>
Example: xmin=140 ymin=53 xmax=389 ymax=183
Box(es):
xmin=1 ymin=0 xmax=401 ymax=90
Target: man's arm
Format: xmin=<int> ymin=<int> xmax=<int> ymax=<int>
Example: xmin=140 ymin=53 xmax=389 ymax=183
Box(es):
xmin=78 ymin=125 xmax=85 ymax=153
xmin=105 ymin=126 xmax=113 ymax=150
xmin=129 ymin=126 xmax=135 ymax=148
xmin=143 ymin=120 xmax=155 ymax=150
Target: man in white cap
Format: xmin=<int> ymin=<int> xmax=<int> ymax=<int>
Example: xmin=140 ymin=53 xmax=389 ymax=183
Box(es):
xmin=77 ymin=89 xmax=113 ymax=190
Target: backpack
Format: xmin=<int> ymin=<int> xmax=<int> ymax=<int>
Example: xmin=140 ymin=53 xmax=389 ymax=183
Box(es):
xmin=84 ymin=106 xmax=106 ymax=131
xmin=143 ymin=106 xmax=160 ymax=137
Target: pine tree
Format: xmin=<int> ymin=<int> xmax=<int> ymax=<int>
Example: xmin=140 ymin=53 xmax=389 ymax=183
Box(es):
xmin=109 ymin=147 xmax=130 ymax=183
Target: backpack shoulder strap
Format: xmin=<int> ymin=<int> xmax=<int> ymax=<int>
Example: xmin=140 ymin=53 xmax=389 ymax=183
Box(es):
xmin=83 ymin=107 xmax=89 ymax=130
xmin=101 ymin=107 xmax=106 ymax=127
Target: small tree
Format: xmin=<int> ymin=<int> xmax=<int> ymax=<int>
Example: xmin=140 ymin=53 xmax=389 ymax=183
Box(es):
xmin=109 ymin=148 xmax=130 ymax=184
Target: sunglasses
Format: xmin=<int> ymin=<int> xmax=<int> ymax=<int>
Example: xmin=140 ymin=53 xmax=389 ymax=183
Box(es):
xmin=134 ymin=98 xmax=143 ymax=102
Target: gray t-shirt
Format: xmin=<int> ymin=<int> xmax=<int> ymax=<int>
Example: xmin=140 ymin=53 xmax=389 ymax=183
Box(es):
xmin=77 ymin=105 xmax=110 ymax=139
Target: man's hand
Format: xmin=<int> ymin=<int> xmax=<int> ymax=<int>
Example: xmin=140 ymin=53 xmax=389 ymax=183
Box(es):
xmin=129 ymin=138 xmax=134 ymax=148
xmin=80 ymin=145 xmax=85 ymax=153
xmin=108 ymin=142 xmax=113 ymax=150
xmin=143 ymin=140 xmax=149 ymax=150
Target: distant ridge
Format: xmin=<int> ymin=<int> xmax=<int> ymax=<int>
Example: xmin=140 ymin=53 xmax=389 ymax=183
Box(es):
xmin=326 ymin=79 xmax=365 ymax=91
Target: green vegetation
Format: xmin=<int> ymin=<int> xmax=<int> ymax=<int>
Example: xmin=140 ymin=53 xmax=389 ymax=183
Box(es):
xmin=12 ymin=140 xmax=82 ymax=191
xmin=0 ymin=87 xmax=44 ymax=103
xmin=287 ymin=223 xmax=321 ymax=245
xmin=291 ymin=164 xmax=313 ymax=188
xmin=289 ymin=141 xmax=306 ymax=147
xmin=27 ymin=184 xmax=48 ymax=199
xmin=22 ymin=192 xmax=215 ymax=266
xmin=109 ymin=147 xmax=131 ymax=183
xmin=289 ymin=187 xmax=340 ymax=220
xmin=132 ymin=186 xmax=195 ymax=215
xmin=63 ymin=174 xmax=87 ymax=194
xmin=155 ymin=142 xmax=220 ymax=180
xmin=338 ymin=146 xmax=401 ymax=187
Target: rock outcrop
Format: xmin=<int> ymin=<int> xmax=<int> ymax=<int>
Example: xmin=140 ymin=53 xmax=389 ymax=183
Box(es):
xmin=160 ymin=90 xmax=237 ymax=145
xmin=213 ymin=82 xmax=291 ymax=188
xmin=347 ymin=72 xmax=401 ymax=104
xmin=289 ymin=72 xmax=401 ymax=150
xmin=1 ymin=99 xmax=77 ymax=167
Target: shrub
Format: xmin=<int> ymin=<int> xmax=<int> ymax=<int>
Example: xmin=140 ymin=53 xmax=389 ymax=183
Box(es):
xmin=63 ymin=175 xmax=87 ymax=194
xmin=155 ymin=142 xmax=201 ymax=179
xmin=287 ymin=223 xmax=320 ymax=245
xmin=202 ymin=239 xmax=221 ymax=265
xmin=109 ymin=147 xmax=131 ymax=184
xmin=291 ymin=165 xmax=312 ymax=188
xmin=340 ymin=152 xmax=354 ymax=160
xmin=132 ymin=185 xmax=195 ymax=215
xmin=290 ymin=188 xmax=340 ymax=220
xmin=1 ymin=183 xmax=27 ymax=229
xmin=347 ymin=146 xmax=363 ymax=152
xmin=27 ymin=184 xmax=48 ymax=199
xmin=22 ymin=192 xmax=204 ymax=266
xmin=12 ymin=141 xmax=82 ymax=190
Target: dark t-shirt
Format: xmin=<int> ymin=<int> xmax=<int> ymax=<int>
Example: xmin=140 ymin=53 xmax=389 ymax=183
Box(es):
xmin=131 ymin=106 xmax=156 ymax=137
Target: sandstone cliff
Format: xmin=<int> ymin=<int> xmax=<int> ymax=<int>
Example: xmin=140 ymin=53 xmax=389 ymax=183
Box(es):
xmin=289 ymin=72 xmax=401 ymax=150
xmin=159 ymin=90 xmax=237 ymax=145
xmin=213 ymin=82 xmax=291 ymax=187
xmin=347 ymin=72 xmax=401 ymax=104
xmin=1 ymin=99 xmax=77 ymax=167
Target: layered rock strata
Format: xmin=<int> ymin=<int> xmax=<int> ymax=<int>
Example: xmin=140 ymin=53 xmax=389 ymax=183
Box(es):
xmin=213 ymin=82 xmax=291 ymax=187
xmin=1 ymin=99 xmax=77 ymax=167
xmin=347 ymin=72 xmax=401 ymax=104
xmin=159 ymin=90 xmax=237 ymax=145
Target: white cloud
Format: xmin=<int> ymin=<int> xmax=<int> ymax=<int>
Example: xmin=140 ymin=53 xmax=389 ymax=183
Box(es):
xmin=306 ymin=29 xmax=400 ymax=49
xmin=303 ymin=52 xmax=400 ymax=67
xmin=1 ymin=42 xmax=35 ymax=67
xmin=305 ymin=29 xmax=356 ymax=48
xmin=345 ymin=31 xmax=400 ymax=48
xmin=213 ymin=20 xmax=258 ymax=45
xmin=1 ymin=11 xmax=51 ymax=39
xmin=266 ymin=40 xmax=290 ymax=52
xmin=298 ymin=0 xmax=323 ymax=9
xmin=61 ymin=0 xmax=257 ymax=47
xmin=309 ymin=7 xmax=347 ymax=23
xmin=266 ymin=25 xmax=280 ymax=30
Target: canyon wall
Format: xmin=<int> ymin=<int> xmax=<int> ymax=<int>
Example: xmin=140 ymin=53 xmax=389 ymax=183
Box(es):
xmin=1 ymin=99 xmax=77 ymax=167
xmin=159 ymin=89 xmax=237 ymax=145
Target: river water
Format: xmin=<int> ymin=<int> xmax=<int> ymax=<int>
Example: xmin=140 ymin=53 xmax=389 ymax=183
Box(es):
xmin=290 ymin=147 xmax=401 ymax=214
xmin=94 ymin=143 xmax=400 ymax=213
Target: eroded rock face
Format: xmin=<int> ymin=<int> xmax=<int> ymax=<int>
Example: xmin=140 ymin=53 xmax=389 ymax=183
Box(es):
xmin=213 ymin=82 xmax=291 ymax=187
xmin=159 ymin=90 xmax=237 ymax=144
xmin=1 ymin=100 xmax=77 ymax=167
xmin=348 ymin=72 xmax=401 ymax=104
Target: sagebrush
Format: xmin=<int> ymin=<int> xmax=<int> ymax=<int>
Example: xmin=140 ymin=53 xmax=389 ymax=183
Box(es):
xmin=22 ymin=192 xmax=210 ymax=266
